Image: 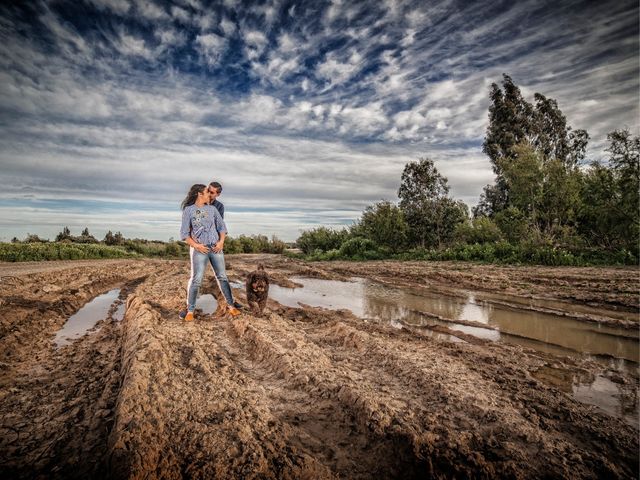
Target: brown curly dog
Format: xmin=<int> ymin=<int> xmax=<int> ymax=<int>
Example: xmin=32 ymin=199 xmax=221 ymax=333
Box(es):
xmin=245 ymin=264 xmax=269 ymax=316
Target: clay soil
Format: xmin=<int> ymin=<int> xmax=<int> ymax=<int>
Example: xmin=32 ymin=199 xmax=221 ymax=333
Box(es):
xmin=0 ymin=255 xmax=637 ymax=479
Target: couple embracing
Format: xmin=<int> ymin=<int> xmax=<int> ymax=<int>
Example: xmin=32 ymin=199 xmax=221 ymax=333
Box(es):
xmin=179 ymin=181 xmax=241 ymax=322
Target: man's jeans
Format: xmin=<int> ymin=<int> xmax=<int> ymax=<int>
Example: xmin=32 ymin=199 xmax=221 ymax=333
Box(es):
xmin=187 ymin=247 xmax=234 ymax=312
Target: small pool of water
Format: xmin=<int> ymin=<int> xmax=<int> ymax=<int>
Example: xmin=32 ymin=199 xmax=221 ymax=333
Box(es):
xmin=573 ymin=375 xmax=638 ymax=426
xmin=269 ymin=277 xmax=639 ymax=364
xmin=269 ymin=276 xmax=639 ymax=424
xmin=533 ymin=366 xmax=639 ymax=427
xmin=54 ymin=288 xmax=123 ymax=347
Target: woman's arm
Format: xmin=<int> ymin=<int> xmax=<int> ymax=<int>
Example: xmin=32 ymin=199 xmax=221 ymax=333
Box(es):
xmin=181 ymin=208 xmax=208 ymax=253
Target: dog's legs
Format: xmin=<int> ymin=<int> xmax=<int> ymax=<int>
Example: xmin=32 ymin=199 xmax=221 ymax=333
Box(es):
xmin=257 ymin=298 xmax=267 ymax=316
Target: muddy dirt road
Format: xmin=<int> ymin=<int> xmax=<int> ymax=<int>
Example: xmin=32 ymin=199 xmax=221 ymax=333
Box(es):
xmin=0 ymin=256 xmax=637 ymax=479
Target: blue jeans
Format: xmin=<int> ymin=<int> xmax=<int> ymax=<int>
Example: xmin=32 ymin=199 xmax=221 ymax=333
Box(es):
xmin=187 ymin=247 xmax=234 ymax=312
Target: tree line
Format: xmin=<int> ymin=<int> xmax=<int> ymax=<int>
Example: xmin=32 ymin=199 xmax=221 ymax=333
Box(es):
xmin=8 ymin=227 xmax=288 ymax=260
xmin=295 ymin=75 xmax=639 ymax=265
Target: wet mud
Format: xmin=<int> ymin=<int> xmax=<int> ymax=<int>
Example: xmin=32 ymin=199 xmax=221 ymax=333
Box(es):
xmin=0 ymin=256 xmax=637 ymax=479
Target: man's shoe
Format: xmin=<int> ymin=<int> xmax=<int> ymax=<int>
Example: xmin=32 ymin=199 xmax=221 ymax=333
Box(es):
xmin=227 ymin=306 xmax=241 ymax=317
xmin=184 ymin=311 xmax=194 ymax=322
xmin=179 ymin=310 xmax=187 ymax=320
xmin=233 ymin=301 xmax=243 ymax=309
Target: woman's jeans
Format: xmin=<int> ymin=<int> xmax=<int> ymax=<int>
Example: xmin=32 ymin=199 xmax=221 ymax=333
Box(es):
xmin=187 ymin=247 xmax=234 ymax=312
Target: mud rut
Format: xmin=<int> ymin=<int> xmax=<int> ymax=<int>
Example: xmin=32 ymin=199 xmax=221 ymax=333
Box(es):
xmin=0 ymin=258 xmax=637 ymax=479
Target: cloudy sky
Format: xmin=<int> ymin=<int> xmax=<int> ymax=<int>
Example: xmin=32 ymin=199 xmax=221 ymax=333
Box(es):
xmin=0 ymin=0 xmax=637 ymax=242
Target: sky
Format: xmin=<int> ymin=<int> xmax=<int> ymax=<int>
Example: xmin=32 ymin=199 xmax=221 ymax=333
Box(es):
xmin=0 ymin=0 xmax=638 ymax=242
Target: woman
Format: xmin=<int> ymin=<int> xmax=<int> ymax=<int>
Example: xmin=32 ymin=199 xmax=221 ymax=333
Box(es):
xmin=179 ymin=184 xmax=241 ymax=321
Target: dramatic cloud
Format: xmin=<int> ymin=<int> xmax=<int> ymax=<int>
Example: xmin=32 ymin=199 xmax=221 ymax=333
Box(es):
xmin=0 ymin=0 xmax=637 ymax=241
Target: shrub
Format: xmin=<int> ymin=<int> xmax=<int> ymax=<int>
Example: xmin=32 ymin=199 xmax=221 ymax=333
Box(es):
xmin=338 ymin=237 xmax=377 ymax=257
xmin=0 ymin=242 xmax=134 ymax=262
xmin=454 ymin=217 xmax=503 ymax=244
xmin=494 ymin=207 xmax=529 ymax=243
xmin=296 ymin=227 xmax=349 ymax=254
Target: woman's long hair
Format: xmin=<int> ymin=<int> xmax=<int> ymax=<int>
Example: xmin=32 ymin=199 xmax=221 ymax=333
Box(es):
xmin=181 ymin=184 xmax=207 ymax=210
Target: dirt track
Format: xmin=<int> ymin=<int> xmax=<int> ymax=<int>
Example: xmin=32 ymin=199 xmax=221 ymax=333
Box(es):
xmin=0 ymin=256 xmax=638 ymax=479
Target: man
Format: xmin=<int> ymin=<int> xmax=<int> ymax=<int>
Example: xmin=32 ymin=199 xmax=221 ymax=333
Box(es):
xmin=207 ymin=181 xmax=243 ymax=311
xmin=208 ymin=181 xmax=224 ymax=218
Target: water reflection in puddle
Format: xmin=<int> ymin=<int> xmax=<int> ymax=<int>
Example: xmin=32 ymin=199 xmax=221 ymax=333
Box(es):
xmin=54 ymin=289 xmax=124 ymax=347
xmin=269 ymin=276 xmax=639 ymax=425
xmin=573 ymin=376 xmax=638 ymax=427
xmin=533 ymin=366 xmax=639 ymax=427
xmin=270 ymin=277 xmax=638 ymax=363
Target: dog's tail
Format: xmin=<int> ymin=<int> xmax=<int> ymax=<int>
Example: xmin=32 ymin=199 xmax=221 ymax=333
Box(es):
xmin=257 ymin=263 xmax=265 ymax=271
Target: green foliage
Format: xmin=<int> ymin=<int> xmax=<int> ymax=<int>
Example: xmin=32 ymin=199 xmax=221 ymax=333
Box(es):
xmin=391 ymin=242 xmax=636 ymax=266
xmin=495 ymin=143 xmax=582 ymax=236
xmin=398 ymin=157 xmax=466 ymax=248
xmin=0 ymin=242 xmax=135 ymax=262
xmin=577 ymin=129 xmax=640 ymax=254
xmin=607 ymin=129 xmax=639 ymax=250
xmin=537 ymin=158 xmax=582 ymax=233
xmin=24 ymin=233 xmax=48 ymax=243
xmin=296 ymin=227 xmax=349 ymax=254
xmin=479 ymin=74 xmax=589 ymax=217
xmin=53 ymin=226 xmax=98 ymax=244
xmin=454 ymin=217 xmax=503 ymax=244
xmin=104 ymin=230 xmax=125 ymax=245
xmin=493 ymin=207 xmax=529 ymax=243
xmin=224 ymin=235 xmax=286 ymax=254
xmin=338 ymin=237 xmax=377 ymax=257
xmin=497 ymin=143 xmax=543 ymax=217
xmin=55 ymin=226 xmax=72 ymax=242
xmin=122 ymin=238 xmax=190 ymax=258
xmin=358 ymin=201 xmax=407 ymax=252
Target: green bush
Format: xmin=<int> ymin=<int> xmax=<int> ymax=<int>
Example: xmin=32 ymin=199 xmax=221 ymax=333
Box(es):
xmin=296 ymin=227 xmax=349 ymax=254
xmin=338 ymin=237 xmax=377 ymax=257
xmin=454 ymin=217 xmax=503 ymax=244
xmin=223 ymin=235 xmax=285 ymax=254
xmin=0 ymin=242 xmax=134 ymax=262
xmin=494 ymin=207 xmax=529 ymax=243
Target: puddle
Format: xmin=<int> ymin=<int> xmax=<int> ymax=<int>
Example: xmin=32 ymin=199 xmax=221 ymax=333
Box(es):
xmin=269 ymin=277 xmax=638 ymax=363
xmin=572 ymin=375 xmax=638 ymax=426
xmin=54 ymin=289 xmax=123 ymax=347
xmin=196 ymin=294 xmax=219 ymax=315
xmin=533 ymin=366 xmax=638 ymax=427
xmin=269 ymin=276 xmax=640 ymax=425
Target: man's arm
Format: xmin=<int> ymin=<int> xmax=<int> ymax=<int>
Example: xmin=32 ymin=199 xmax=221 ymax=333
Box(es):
xmin=211 ymin=208 xmax=227 ymax=253
xmin=212 ymin=199 xmax=224 ymax=218
xmin=212 ymin=232 xmax=225 ymax=253
xmin=187 ymin=235 xmax=209 ymax=253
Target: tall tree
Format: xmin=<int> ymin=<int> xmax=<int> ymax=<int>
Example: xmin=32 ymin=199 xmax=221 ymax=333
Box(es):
xmin=358 ymin=201 xmax=408 ymax=252
xmin=398 ymin=158 xmax=466 ymax=248
xmin=55 ymin=226 xmax=72 ymax=242
xmin=577 ymin=129 xmax=639 ymax=253
xmin=607 ymin=129 xmax=640 ymax=227
xmin=496 ymin=143 xmax=543 ymax=220
xmin=478 ymin=74 xmax=589 ymax=217
xmin=482 ymin=75 xmax=536 ymax=175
